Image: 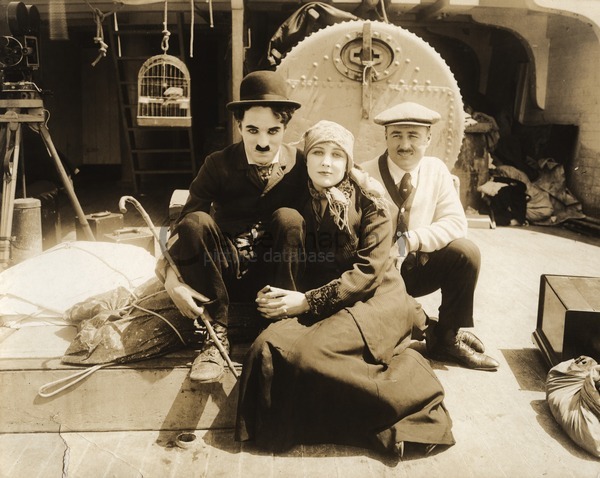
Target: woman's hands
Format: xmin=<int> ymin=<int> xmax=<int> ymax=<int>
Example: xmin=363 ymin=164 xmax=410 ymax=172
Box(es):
xmin=256 ymin=285 xmax=310 ymax=320
xmin=164 ymin=267 xmax=206 ymax=319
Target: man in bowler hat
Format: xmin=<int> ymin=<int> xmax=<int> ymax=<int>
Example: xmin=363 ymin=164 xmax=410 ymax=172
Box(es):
xmin=361 ymin=102 xmax=499 ymax=371
xmin=158 ymin=70 xmax=308 ymax=382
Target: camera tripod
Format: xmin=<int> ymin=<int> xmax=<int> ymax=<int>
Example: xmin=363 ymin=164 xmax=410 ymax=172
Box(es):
xmin=0 ymin=84 xmax=94 ymax=268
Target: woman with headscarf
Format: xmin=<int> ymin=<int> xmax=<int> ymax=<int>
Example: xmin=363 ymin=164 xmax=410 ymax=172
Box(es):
xmin=234 ymin=120 xmax=455 ymax=456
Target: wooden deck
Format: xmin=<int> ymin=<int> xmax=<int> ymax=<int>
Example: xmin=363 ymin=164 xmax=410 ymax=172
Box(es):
xmin=1 ymin=179 xmax=600 ymax=477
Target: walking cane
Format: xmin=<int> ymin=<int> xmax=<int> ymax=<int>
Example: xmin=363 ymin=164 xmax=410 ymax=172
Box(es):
xmin=118 ymin=195 xmax=239 ymax=379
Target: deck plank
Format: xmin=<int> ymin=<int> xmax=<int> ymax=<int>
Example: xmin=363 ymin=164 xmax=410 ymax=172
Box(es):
xmin=2 ymin=227 xmax=600 ymax=476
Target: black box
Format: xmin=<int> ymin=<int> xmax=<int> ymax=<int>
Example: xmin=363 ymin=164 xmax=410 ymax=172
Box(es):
xmin=103 ymin=227 xmax=155 ymax=256
xmin=533 ymin=274 xmax=600 ymax=368
xmin=76 ymin=211 xmax=123 ymax=241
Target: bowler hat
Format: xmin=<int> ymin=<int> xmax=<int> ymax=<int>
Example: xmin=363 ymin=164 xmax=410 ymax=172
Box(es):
xmin=226 ymin=70 xmax=301 ymax=110
xmin=374 ymin=102 xmax=441 ymax=127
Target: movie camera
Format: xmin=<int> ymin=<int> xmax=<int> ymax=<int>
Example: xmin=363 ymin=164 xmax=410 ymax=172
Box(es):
xmin=0 ymin=1 xmax=40 ymax=87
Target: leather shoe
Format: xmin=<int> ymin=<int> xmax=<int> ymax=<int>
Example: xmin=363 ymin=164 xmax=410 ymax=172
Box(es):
xmin=425 ymin=320 xmax=486 ymax=354
xmin=190 ymin=345 xmax=227 ymax=382
xmin=190 ymin=324 xmax=229 ymax=383
xmin=432 ymin=340 xmax=499 ymax=371
xmin=456 ymin=330 xmax=485 ymax=353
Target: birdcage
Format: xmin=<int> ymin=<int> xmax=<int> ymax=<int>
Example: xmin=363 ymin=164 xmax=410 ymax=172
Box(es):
xmin=137 ymin=54 xmax=191 ymax=127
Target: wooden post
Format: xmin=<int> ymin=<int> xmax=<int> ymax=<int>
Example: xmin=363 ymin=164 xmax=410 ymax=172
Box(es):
xmin=230 ymin=0 xmax=244 ymax=143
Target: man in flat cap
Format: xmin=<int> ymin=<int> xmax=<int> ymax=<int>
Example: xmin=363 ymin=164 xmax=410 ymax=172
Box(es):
xmin=361 ymin=101 xmax=499 ymax=371
xmin=158 ymin=70 xmax=308 ymax=382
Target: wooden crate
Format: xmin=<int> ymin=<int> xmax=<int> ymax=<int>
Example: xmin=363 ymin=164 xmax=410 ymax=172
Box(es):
xmin=533 ymin=274 xmax=600 ymax=367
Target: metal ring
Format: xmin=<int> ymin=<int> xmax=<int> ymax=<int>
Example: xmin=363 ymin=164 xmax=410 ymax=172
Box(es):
xmin=175 ymin=432 xmax=197 ymax=449
xmin=282 ymin=307 xmax=288 ymax=317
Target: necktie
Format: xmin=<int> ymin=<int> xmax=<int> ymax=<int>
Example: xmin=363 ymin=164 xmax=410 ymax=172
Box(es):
xmin=256 ymin=164 xmax=274 ymax=185
xmin=398 ymin=172 xmax=413 ymax=203
xmin=396 ymin=172 xmax=413 ymax=235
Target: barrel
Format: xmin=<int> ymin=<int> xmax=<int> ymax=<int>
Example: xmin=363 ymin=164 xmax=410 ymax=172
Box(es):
xmin=11 ymin=197 xmax=43 ymax=264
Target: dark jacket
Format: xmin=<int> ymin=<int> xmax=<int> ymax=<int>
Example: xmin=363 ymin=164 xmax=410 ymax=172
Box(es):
xmin=178 ymin=142 xmax=308 ymax=237
xmin=301 ymin=181 xmax=423 ymax=365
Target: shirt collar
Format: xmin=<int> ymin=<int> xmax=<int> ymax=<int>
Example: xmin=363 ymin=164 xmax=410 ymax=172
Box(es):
xmin=247 ymin=149 xmax=281 ymax=167
xmin=386 ymin=154 xmax=420 ymax=187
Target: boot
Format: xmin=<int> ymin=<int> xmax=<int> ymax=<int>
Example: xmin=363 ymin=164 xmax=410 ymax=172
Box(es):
xmin=189 ymin=323 xmax=229 ymax=383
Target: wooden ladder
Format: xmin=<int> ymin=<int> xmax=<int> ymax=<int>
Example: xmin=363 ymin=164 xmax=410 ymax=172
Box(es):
xmin=109 ymin=12 xmax=196 ymax=192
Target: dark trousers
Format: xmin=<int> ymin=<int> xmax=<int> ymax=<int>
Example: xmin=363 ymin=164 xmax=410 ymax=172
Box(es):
xmin=401 ymin=238 xmax=480 ymax=334
xmin=169 ymin=208 xmax=305 ymax=326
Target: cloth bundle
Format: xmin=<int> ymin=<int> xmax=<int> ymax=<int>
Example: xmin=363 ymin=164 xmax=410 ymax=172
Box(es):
xmin=265 ymin=2 xmax=357 ymax=66
xmin=492 ymin=164 xmax=553 ymax=223
xmin=62 ymin=277 xmax=195 ymax=365
xmin=546 ymin=356 xmax=600 ymax=457
xmin=478 ymin=176 xmax=528 ymax=226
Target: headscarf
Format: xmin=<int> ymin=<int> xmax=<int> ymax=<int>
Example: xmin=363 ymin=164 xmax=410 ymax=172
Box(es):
xmin=303 ymin=120 xmax=354 ymax=171
xmin=303 ymin=120 xmax=387 ymax=232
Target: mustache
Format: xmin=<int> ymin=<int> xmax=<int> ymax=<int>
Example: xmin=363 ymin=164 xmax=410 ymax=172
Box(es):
xmin=255 ymin=145 xmax=270 ymax=152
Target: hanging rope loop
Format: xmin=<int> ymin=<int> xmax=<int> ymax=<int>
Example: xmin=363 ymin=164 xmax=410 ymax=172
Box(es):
xmin=161 ymin=29 xmax=171 ymax=54
xmin=91 ymin=7 xmax=108 ymax=66
xmin=84 ymin=0 xmax=121 ymax=66
xmin=161 ymin=0 xmax=170 ymax=54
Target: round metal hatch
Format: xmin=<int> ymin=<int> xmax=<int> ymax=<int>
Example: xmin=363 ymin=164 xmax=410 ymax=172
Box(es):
xmin=277 ymin=20 xmax=465 ymax=170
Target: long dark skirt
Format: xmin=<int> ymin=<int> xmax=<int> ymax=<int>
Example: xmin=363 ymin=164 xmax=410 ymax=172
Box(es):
xmin=235 ymin=311 xmax=455 ymax=454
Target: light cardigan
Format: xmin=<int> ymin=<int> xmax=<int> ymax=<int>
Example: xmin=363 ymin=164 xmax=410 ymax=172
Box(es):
xmin=361 ymin=154 xmax=468 ymax=253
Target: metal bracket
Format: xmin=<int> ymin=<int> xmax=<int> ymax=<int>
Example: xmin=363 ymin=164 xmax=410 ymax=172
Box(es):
xmin=361 ymin=22 xmax=373 ymax=119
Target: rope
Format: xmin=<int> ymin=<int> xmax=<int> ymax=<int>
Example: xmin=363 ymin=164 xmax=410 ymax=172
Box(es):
xmin=207 ymin=0 xmax=214 ymax=28
xmin=38 ymin=364 xmax=111 ymax=398
xmin=84 ymin=0 xmax=122 ymax=66
xmin=190 ymin=0 xmax=195 ymax=57
xmin=66 ymin=242 xmax=136 ymax=290
xmin=92 ymin=9 xmax=108 ymax=66
xmin=362 ymin=61 xmax=375 ymax=119
xmin=123 ymin=287 xmax=188 ymax=346
xmin=162 ymin=0 xmax=170 ymax=54
xmin=362 ymin=61 xmax=375 ymax=86
xmin=129 ymin=303 xmax=187 ymax=345
xmin=380 ymin=0 xmax=389 ymax=23
xmin=2 ymin=292 xmax=64 ymax=317
xmin=114 ymin=12 xmax=122 ymax=57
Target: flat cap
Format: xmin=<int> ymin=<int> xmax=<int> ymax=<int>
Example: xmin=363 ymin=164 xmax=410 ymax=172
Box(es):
xmin=374 ymin=102 xmax=441 ymax=127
